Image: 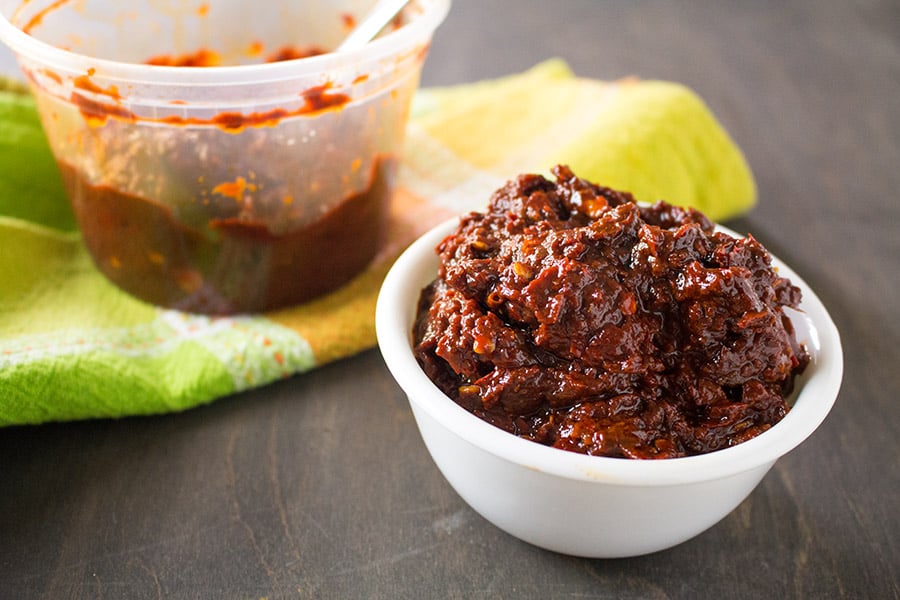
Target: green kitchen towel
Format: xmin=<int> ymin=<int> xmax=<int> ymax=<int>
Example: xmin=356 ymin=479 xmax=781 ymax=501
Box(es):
xmin=0 ymin=59 xmax=756 ymax=426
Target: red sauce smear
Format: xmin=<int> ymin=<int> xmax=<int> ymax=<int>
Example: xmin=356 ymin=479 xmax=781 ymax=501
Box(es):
xmin=73 ymin=70 xmax=120 ymax=98
xmin=70 ymin=80 xmax=348 ymax=130
xmin=145 ymin=48 xmax=223 ymax=67
xmin=158 ymin=83 xmax=348 ymax=132
xmin=20 ymin=0 xmax=73 ymax=34
xmin=70 ymin=46 xmax=348 ymax=129
xmin=72 ymin=94 xmax=135 ymax=126
xmin=145 ymin=45 xmax=327 ymax=67
xmin=264 ymin=45 xmax=326 ymax=63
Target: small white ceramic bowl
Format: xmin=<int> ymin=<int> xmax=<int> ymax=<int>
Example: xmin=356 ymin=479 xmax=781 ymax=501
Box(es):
xmin=376 ymin=217 xmax=843 ymax=558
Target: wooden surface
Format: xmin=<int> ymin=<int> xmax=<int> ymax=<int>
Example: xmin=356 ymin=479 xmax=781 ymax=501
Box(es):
xmin=2 ymin=1 xmax=898 ymax=598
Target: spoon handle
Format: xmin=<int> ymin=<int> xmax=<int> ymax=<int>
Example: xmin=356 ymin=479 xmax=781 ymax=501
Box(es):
xmin=337 ymin=0 xmax=413 ymax=52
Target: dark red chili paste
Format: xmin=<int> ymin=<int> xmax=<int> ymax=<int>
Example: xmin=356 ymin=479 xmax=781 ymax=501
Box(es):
xmin=413 ymin=165 xmax=810 ymax=459
xmin=60 ymin=158 xmax=393 ymax=314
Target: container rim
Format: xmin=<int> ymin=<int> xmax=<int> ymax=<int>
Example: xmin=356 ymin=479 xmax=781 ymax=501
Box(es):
xmin=0 ymin=0 xmax=451 ymax=86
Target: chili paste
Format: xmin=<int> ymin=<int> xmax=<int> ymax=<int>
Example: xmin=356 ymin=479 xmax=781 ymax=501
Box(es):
xmin=60 ymin=157 xmax=393 ymax=314
xmin=413 ymin=165 xmax=810 ymax=459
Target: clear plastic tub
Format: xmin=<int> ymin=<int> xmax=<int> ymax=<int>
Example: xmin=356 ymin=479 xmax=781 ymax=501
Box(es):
xmin=0 ymin=0 xmax=449 ymax=314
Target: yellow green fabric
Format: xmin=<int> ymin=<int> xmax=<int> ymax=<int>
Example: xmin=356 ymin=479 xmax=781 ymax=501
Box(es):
xmin=0 ymin=60 xmax=756 ymax=426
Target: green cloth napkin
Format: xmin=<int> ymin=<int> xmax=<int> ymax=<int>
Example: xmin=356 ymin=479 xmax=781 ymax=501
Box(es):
xmin=0 ymin=59 xmax=756 ymax=426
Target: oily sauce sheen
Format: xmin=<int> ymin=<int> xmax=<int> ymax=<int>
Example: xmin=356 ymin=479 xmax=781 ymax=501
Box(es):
xmin=413 ymin=165 xmax=810 ymax=459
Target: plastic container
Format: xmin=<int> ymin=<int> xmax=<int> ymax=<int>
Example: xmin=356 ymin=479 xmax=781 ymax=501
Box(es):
xmin=0 ymin=0 xmax=449 ymax=314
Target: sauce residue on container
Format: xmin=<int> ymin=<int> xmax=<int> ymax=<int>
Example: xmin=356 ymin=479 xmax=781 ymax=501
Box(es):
xmin=68 ymin=46 xmax=350 ymax=130
xmin=145 ymin=44 xmax=327 ymax=66
xmin=151 ymin=82 xmax=349 ymax=133
xmin=59 ymin=158 xmax=394 ymax=314
xmin=145 ymin=48 xmax=224 ymax=67
xmin=413 ymin=165 xmax=810 ymax=459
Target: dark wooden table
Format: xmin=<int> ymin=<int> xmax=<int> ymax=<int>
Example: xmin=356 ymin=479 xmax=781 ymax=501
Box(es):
xmin=2 ymin=1 xmax=898 ymax=598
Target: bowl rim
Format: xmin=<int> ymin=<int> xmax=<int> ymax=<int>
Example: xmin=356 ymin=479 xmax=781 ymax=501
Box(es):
xmin=376 ymin=216 xmax=844 ymax=487
xmin=0 ymin=0 xmax=451 ymax=85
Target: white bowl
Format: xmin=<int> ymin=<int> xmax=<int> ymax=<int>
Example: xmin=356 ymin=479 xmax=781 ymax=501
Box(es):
xmin=376 ymin=217 xmax=843 ymax=558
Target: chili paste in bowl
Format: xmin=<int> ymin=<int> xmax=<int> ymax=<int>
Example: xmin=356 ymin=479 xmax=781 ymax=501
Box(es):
xmin=377 ymin=165 xmax=841 ymax=556
xmin=412 ymin=165 xmax=809 ymax=459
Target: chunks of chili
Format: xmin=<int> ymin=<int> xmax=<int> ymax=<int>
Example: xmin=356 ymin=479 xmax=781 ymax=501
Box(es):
xmin=413 ymin=165 xmax=809 ymax=458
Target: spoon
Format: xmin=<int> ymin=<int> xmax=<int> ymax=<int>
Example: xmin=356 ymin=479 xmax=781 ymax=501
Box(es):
xmin=337 ymin=0 xmax=413 ymax=52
